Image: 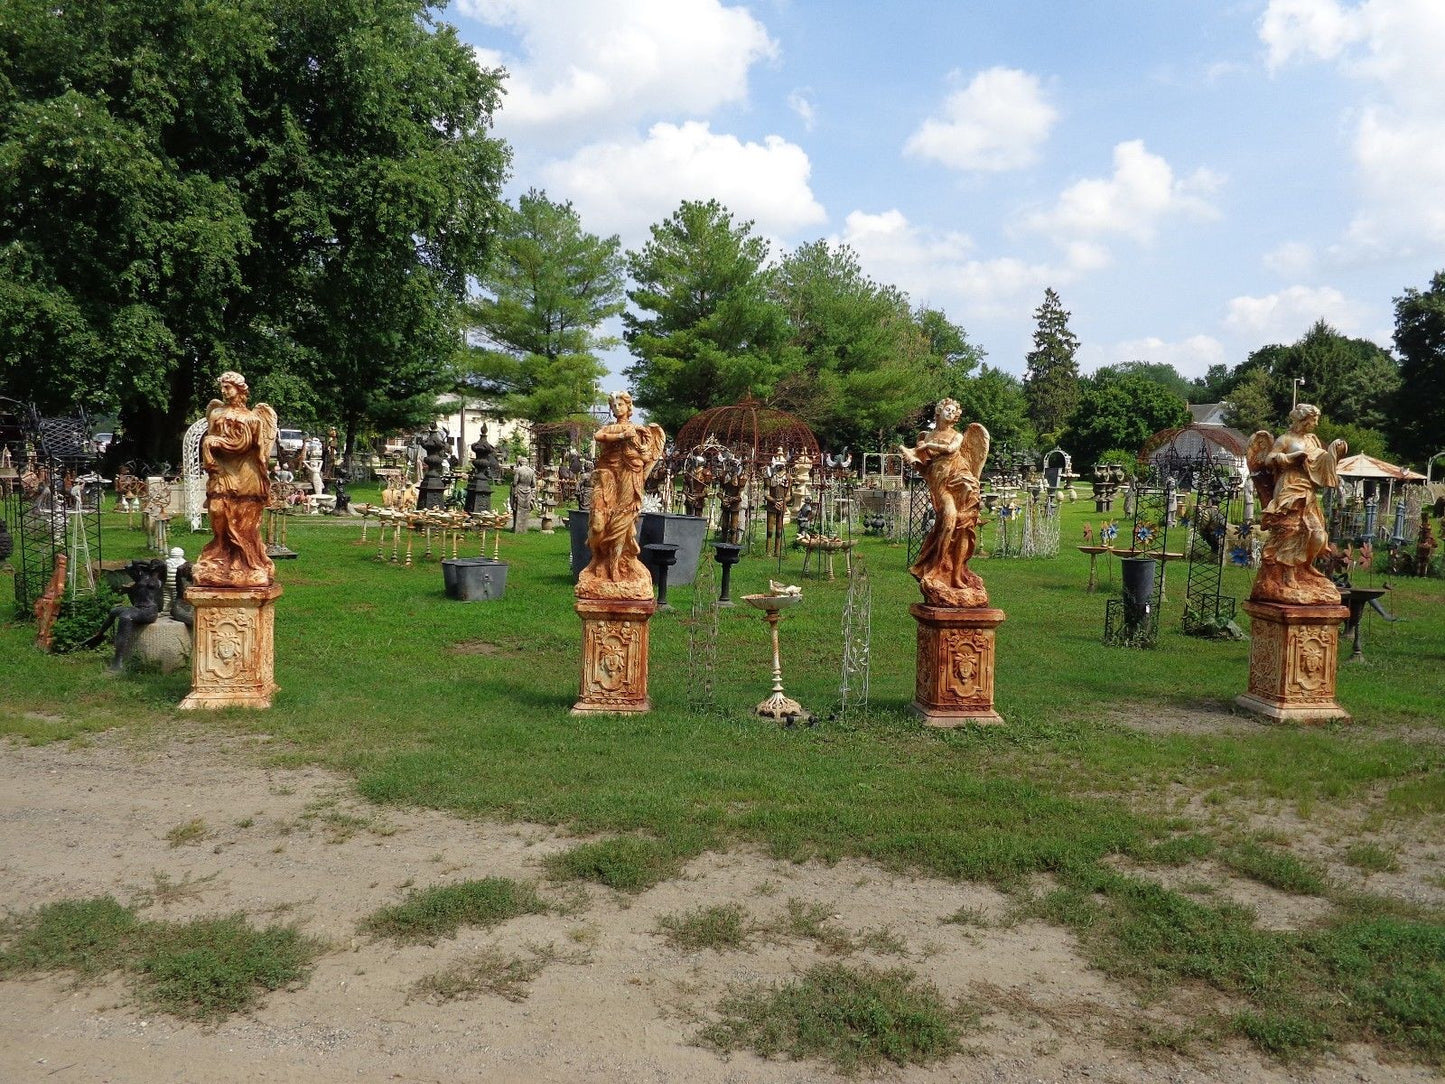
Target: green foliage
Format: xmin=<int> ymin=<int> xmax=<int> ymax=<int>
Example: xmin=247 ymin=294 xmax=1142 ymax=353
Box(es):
xmin=1223 ymin=366 xmax=1278 ymax=434
xmin=47 ymin=582 xmax=122 ymax=654
xmin=1235 ymin=321 xmax=1400 ymax=441
xmin=0 ymin=0 xmax=510 ymax=462
xmin=1096 ymin=448 xmax=1140 ymax=477
xmin=1221 ymin=840 xmax=1328 ymax=895
xmin=1316 ymin=418 xmax=1389 ymax=461
xmin=699 ymin=962 xmax=965 ymax=1072
xmin=544 ymin=837 xmax=693 ymax=893
xmin=1094 ymin=360 xmax=1193 ymax=402
xmin=1065 ymin=372 xmax=1191 ymax=467
xmin=0 ymin=896 xmax=318 ymax=1019
xmin=657 ymin=903 xmax=754 ymax=953
xmin=769 ymin=240 xmax=936 ymax=448
xmin=361 ymin=878 xmax=547 ymax=943
xmin=1023 ymin=288 xmax=1081 ymax=439
xmin=624 ymin=200 xmax=789 ymax=431
xmin=1392 ymin=270 xmax=1445 ymax=464
xmin=467 ymin=190 xmax=624 ymax=423
xmin=949 ymin=365 xmax=1034 ymax=447
xmin=1188 ymin=363 xmax=1234 ymax=404
xmin=137 ymin=914 xmax=317 ymax=1020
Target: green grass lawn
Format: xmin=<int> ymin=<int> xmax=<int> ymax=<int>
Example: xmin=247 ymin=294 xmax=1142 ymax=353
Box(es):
xmin=3 ymin=492 xmax=1443 ymax=1063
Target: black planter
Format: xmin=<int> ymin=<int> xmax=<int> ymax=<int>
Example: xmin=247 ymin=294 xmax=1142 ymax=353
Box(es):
xmin=443 ymin=557 xmax=508 ymax=601
xmin=567 ymin=509 xmax=591 ymax=581
xmin=1120 ymin=555 xmax=1157 ymax=608
xmin=639 ymin=512 xmax=706 ymax=584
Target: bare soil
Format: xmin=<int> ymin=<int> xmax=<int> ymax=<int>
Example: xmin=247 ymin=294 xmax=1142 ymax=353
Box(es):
xmin=0 ymin=730 xmax=1436 ymax=1083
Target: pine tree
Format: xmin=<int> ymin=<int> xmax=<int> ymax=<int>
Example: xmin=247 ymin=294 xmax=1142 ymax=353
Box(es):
xmin=1023 ymin=288 xmax=1081 ymax=440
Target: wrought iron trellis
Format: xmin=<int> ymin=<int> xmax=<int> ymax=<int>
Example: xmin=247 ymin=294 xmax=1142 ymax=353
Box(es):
xmin=1180 ymin=453 xmax=1242 ymax=636
xmin=903 ymin=469 xmax=932 ymax=567
xmin=1 ymin=399 xmax=103 ymax=617
xmin=838 ymin=560 xmax=872 ymax=719
xmin=1103 ymin=461 xmax=1176 ymax=648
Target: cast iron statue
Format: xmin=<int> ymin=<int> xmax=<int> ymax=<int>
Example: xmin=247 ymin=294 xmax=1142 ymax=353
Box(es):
xmin=576 ymin=391 xmax=666 ymax=600
xmin=763 ymin=462 xmax=789 ymax=559
xmin=195 ymin=371 xmax=276 ymax=587
xmin=717 ymin=452 xmax=748 ymax=544
xmin=901 ymin=398 xmax=990 ymax=607
xmin=1245 ymin=403 xmax=1346 ymax=605
xmin=86 ymin=558 xmax=165 ymax=671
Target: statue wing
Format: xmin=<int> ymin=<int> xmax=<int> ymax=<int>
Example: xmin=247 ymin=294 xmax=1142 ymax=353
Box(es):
xmin=640 ymin=423 xmax=667 ymax=476
xmin=1246 ymin=430 xmax=1275 ymax=506
xmin=256 ymin=404 xmax=279 ymax=458
xmin=960 ymin=422 xmax=990 ymax=479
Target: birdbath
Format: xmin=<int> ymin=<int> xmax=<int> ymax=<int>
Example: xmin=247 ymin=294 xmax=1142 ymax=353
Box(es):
xmin=742 ymin=591 xmax=811 ymax=724
xmin=713 ymin=542 xmax=742 ymax=606
xmin=1077 ymin=545 xmax=1110 ymax=592
xmin=1340 ymin=586 xmax=1387 ymax=660
xmin=642 ymin=542 xmax=680 ymax=611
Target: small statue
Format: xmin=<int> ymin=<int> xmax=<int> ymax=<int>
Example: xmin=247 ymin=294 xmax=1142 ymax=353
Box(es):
xmin=576 ymin=391 xmax=666 ymax=600
xmin=717 ymin=453 xmax=748 ymax=544
xmin=683 ymin=454 xmax=710 ymax=518
xmin=900 ymin=398 xmax=990 ymax=607
xmin=511 ymin=461 xmax=536 ymax=532
xmin=1416 ymin=511 xmax=1438 ymax=577
xmin=763 ymin=464 xmax=790 ymax=559
xmin=194 ymin=371 xmax=276 ymax=588
xmin=576 ymin=455 xmax=594 ymax=511
xmin=1245 ymin=403 xmax=1346 ymax=605
xmin=85 ymin=558 xmax=165 ymax=671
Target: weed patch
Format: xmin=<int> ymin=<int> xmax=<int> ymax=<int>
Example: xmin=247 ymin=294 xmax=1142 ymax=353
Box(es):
xmin=699 ymin=961 xmax=966 ymax=1072
xmin=544 ymin=836 xmax=694 ymax=893
xmin=657 ymin=903 xmax=753 ymax=953
xmin=0 ymin=896 xmax=318 ymax=1019
xmin=361 ymin=878 xmax=546 ymax=943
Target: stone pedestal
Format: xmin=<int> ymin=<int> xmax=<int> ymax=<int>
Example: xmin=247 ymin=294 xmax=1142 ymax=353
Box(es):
xmin=573 ymin=597 xmax=655 ymax=714
xmin=910 ymin=604 xmax=1006 ymax=727
xmin=1236 ymin=600 xmax=1349 ymax=723
xmin=179 ymin=584 xmax=282 ymax=710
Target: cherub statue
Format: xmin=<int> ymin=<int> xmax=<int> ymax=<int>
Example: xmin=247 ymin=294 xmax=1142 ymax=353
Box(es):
xmin=577 ymin=391 xmax=666 ymax=599
xmin=85 ymin=558 xmax=165 ymax=671
xmin=900 ymin=398 xmax=991 ymax=607
xmin=194 ymin=371 xmax=277 ymax=587
xmin=1244 ymin=403 xmax=1346 ymax=605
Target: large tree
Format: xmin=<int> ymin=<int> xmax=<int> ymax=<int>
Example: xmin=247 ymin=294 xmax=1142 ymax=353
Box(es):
xmin=950 ymin=365 xmax=1033 ymax=448
xmin=1064 ymin=371 xmax=1190 ymax=468
xmin=466 ymin=190 xmax=624 ymax=424
xmin=1392 ymin=270 xmax=1445 ymax=465
xmin=623 ymin=199 xmax=789 ymax=432
xmin=0 ymin=0 xmax=509 ymax=464
xmin=768 ymin=241 xmax=937 ymax=449
xmin=1093 ymin=360 xmax=1192 ymax=402
xmin=1022 ymin=288 xmax=1081 ymax=440
xmin=1237 ymin=321 xmax=1399 ymax=435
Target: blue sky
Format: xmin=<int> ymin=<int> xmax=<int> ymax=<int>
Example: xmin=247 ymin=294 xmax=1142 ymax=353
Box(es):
xmin=449 ymin=0 xmax=1445 ymax=385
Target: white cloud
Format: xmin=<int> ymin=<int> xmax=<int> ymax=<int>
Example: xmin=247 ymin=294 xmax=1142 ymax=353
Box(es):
xmin=1223 ymin=284 xmax=1367 ymax=340
xmin=1259 ymin=0 xmax=1364 ymax=69
xmin=539 ymin=121 xmax=825 ymax=245
xmin=904 ymin=67 xmax=1057 ymax=172
xmin=1025 ymin=140 xmax=1223 ymax=246
xmin=1262 ymin=241 xmax=1317 ymax=278
xmin=1082 ymin=336 xmax=1228 ymax=379
xmin=834 ymin=209 xmax=1081 ymax=320
xmin=463 ymin=0 xmax=777 ymax=138
xmin=1260 ymin=0 xmax=1445 ymax=254
xmin=787 ymin=90 xmax=816 ymax=131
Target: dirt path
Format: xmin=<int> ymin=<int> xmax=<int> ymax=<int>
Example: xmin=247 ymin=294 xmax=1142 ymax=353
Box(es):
xmin=0 ymin=730 xmax=1431 ymax=1083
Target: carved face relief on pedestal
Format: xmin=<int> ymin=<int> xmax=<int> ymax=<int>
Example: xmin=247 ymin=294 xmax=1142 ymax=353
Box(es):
xmin=206 ymin=608 xmax=253 ymax=681
xmin=1287 ymin=628 xmax=1335 ymax=701
xmin=588 ymin=621 xmax=637 ymax=696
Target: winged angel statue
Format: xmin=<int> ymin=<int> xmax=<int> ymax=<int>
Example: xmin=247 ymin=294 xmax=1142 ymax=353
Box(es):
xmin=194 ymin=370 xmax=277 ymax=588
xmin=901 ymin=398 xmax=991 ymax=607
xmin=1244 ymin=402 xmax=1345 ymax=605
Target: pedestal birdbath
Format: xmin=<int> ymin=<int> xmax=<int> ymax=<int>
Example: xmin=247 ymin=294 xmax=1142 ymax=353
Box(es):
xmin=642 ymin=543 xmax=680 ymax=611
xmin=713 ymin=542 xmax=742 ymax=605
xmin=742 ymin=590 xmax=811 ymax=724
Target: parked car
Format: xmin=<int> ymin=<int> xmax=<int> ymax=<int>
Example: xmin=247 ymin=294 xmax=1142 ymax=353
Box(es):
xmin=277 ymin=428 xmax=305 ymax=456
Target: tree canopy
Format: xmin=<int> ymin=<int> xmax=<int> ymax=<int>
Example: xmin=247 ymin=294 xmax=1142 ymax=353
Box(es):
xmin=1064 ymin=371 xmax=1191 ymax=468
xmin=1023 ymin=288 xmax=1081 ymax=441
xmin=466 ymin=190 xmax=624 ymax=424
xmin=622 ymin=199 xmax=789 ymax=432
xmin=0 ymin=0 xmax=509 ymax=463
xmin=1392 ymin=270 xmax=1445 ymax=465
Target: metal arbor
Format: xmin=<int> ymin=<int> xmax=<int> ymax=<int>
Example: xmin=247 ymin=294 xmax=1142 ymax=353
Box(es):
xmin=1179 ymin=453 xmax=1243 ymax=636
xmin=1 ymin=399 xmax=103 ymax=616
